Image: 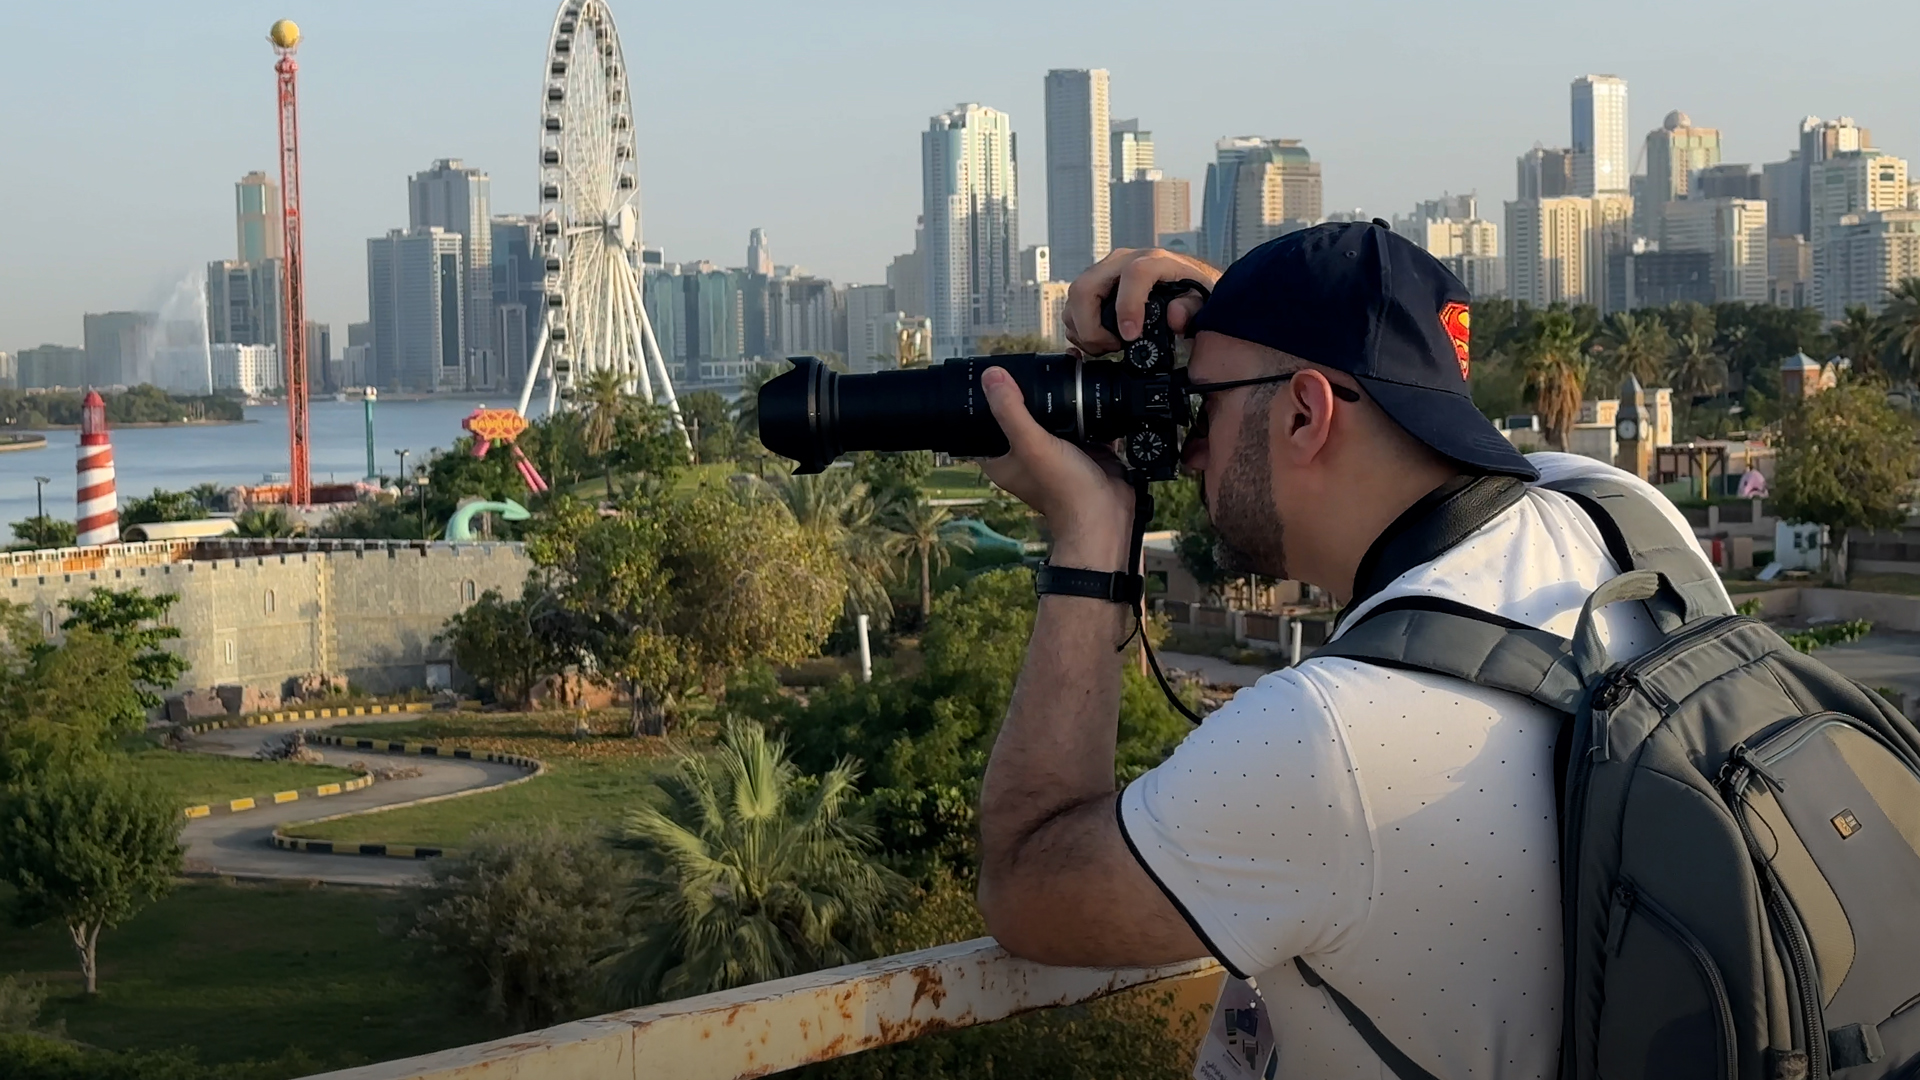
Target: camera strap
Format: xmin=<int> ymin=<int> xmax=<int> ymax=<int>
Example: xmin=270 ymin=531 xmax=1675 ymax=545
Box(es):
xmin=1126 ymin=473 xmax=1207 ymax=725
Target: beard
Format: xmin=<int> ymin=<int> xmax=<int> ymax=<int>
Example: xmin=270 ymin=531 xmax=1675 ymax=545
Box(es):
xmin=1206 ymin=408 xmax=1288 ymax=579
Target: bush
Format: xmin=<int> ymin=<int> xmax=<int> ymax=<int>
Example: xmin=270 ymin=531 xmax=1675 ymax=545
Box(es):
xmin=402 ymin=822 xmax=628 ymax=1031
xmin=0 ymin=1034 xmax=322 ymax=1080
xmin=0 ymin=976 xmax=47 ymax=1034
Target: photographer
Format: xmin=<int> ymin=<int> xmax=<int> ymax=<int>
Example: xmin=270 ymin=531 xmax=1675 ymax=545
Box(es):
xmin=973 ymin=221 xmax=1725 ymax=1077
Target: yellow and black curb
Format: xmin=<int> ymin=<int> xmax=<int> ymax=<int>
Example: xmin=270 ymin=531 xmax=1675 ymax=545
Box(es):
xmin=268 ymin=736 xmax=544 ymax=862
xmin=181 ymin=701 xmax=431 ymax=736
xmin=182 ymin=771 xmax=375 ymax=820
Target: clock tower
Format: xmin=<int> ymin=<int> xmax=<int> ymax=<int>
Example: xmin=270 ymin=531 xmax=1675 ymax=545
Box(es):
xmin=1613 ymin=373 xmax=1653 ymax=480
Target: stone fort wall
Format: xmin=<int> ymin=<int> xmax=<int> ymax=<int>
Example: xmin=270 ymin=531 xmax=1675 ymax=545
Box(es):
xmin=1 ymin=539 xmax=533 ymax=695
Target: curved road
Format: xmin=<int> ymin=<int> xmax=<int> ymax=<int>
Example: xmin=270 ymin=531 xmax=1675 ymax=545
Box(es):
xmin=182 ymin=716 xmax=526 ymax=886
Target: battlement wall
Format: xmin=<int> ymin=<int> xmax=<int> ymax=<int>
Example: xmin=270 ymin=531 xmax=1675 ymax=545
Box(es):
xmin=3 ymin=541 xmax=534 ymax=696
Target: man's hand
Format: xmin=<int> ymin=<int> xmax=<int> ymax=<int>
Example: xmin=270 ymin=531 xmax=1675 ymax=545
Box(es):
xmin=1062 ymin=247 xmax=1220 ymax=356
xmin=977 ymin=368 xmax=1132 ymax=572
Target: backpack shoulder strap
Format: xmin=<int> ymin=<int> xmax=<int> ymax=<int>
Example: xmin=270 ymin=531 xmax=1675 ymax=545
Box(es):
xmin=1294 ymin=959 xmax=1446 ymax=1080
xmin=1542 ymin=475 xmax=1733 ymax=631
xmin=1314 ymin=595 xmax=1584 ymax=714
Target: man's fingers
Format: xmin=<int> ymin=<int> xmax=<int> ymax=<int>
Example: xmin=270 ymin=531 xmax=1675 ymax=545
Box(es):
xmin=1168 ymin=294 xmax=1205 ymax=336
xmin=981 ymin=367 xmax=1052 ymax=457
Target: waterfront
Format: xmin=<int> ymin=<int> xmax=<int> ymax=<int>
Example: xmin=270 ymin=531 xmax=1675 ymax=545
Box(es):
xmin=0 ymin=396 xmax=517 ymax=529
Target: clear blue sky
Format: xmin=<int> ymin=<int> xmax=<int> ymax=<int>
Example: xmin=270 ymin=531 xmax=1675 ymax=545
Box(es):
xmin=2 ymin=0 xmax=1915 ymax=353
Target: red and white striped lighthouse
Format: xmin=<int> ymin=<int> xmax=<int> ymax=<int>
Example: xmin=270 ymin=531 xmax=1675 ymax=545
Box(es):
xmin=75 ymin=391 xmax=119 ymax=547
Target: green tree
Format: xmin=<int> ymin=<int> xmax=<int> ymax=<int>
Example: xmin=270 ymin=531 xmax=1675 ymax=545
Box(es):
xmin=1594 ymin=310 xmax=1672 ymax=388
xmin=0 ymin=612 xmax=143 ymax=778
xmin=1773 ymin=379 xmax=1920 ymax=585
xmin=767 ymin=470 xmax=897 ymax=628
xmin=232 ymin=507 xmax=300 ymax=538
xmin=1880 ymin=277 xmax=1920 ymax=383
xmin=120 ymin=489 xmax=200 ymax=528
xmin=1668 ymin=331 xmax=1729 ymax=437
xmin=976 ymin=333 xmax=1056 ymax=355
xmin=885 ymin=498 xmax=974 ymax=623
xmin=601 ymin=720 xmax=901 ymax=1005
xmin=438 ymin=583 xmax=577 ymax=708
xmin=404 ymin=822 xmax=628 ymax=1030
xmin=676 ymin=390 xmax=736 ymax=464
xmin=853 ymin=450 xmax=935 ymax=506
xmin=576 ymin=368 xmax=632 ymax=499
xmin=1517 ymin=309 xmax=1589 ymax=451
xmin=58 ymin=588 xmax=187 ymax=719
xmin=0 ymin=759 xmax=183 ymax=994
xmin=1832 ymin=304 xmax=1891 ymax=380
xmin=8 ymin=517 xmax=75 ymax=552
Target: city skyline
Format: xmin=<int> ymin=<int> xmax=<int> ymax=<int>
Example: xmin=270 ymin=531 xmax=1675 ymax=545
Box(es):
xmin=3 ymin=0 xmax=1919 ymax=352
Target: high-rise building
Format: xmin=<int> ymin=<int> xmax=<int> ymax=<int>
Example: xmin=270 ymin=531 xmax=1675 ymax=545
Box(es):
xmin=205 ymin=259 xmax=283 ymax=357
xmin=341 ymin=322 xmax=374 ymax=388
xmin=887 ymin=217 xmax=929 ymax=320
xmin=1644 ymin=111 xmax=1721 ymax=206
xmin=1020 ymin=244 xmax=1050 ymax=284
xmin=1394 ymin=194 xmax=1479 ymax=238
xmin=1506 ymin=196 xmax=1637 ymax=307
xmin=367 ymin=227 xmax=466 ymax=392
xmin=408 ymin=159 xmax=495 ymax=389
xmin=843 ymin=284 xmax=897 ymax=373
xmin=1418 ymin=215 xmax=1503 ymax=298
xmin=235 ymin=171 xmax=284 ymax=264
xmin=1571 ymin=75 xmax=1630 ymax=196
xmin=643 ymin=262 xmax=747 ymax=380
xmin=16 ymin=344 xmax=87 ymax=390
xmin=490 ymin=215 xmax=545 ymax=395
xmin=747 ymin=228 xmax=773 ymax=276
xmin=923 ymin=104 xmax=1019 ymax=357
xmin=1517 ymin=146 xmax=1577 ymax=200
xmin=1111 ymin=119 xmax=1154 ymax=182
xmin=82 ymin=311 xmax=157 ymax=388
xmin=0 ymin=352 xmax=13 ymax=389
xmin=1824 ymin=209 xmax=1920 ymax=317
xmin=1659 ymin=198 xmax=1769 ymax=305
xmin=1811 ymin=150 xmax=1910 ymax=316
xmin=1111 ymin=172 xmax=1191 ymax=251
xmin=1008 ymin=281 xmax=1072 ymax=346
xmin=210 ymin=343 xmax=281 ymax=395
xmin=303 ymin=322 xmax=332 ymax=392
xmin=1770 ymin=236 xmax=1814 ymax=308
xmin=1043 ymin=70 xmax=1110 ymax=280
xmin=1695 ymin=164 xmax=1761 ymax=201
xmin=1608 ymin=244 xmax=1715 ymax=311
xmin=1788 ymin=117 xmax=1871 ymax=238
xmin=1229 ymin=141 xmax=1321 ymax=263
xmin=768 ymin=276 xmax=839 ymax=358
xmin=1762 ymin=156 xmax=1805 ymax=240
xmin=1201 ymin=137 xmax=1269 ymax=267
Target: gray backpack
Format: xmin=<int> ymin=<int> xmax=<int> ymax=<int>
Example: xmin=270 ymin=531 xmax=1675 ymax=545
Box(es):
xmin=1310 ymin=475 xmax=1920 ymax=1080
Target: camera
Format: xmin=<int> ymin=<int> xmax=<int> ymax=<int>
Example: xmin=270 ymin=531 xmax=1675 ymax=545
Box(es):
xmin=756 ymin=281 xmax=1203 ymax=482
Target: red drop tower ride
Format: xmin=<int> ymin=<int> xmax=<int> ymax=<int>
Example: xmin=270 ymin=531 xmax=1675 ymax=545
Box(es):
xmin=271 ymin=19 xmax=311 ymax=507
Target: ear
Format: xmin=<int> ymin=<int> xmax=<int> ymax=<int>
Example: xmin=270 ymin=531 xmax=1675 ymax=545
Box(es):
xmin=1272 ymin=369 xmax=1339 ymax=466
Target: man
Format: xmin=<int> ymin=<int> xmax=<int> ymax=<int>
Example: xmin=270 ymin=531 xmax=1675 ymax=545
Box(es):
xmin=974 ymin=221 xmax=1726 ymax=1077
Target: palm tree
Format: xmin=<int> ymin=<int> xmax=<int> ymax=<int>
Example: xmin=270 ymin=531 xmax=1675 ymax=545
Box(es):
xmin=1879 ymin=278 xmax=1920 ymax=384
xmin=885 ymin=497 xmax=974 ymax=622
xmin=576 ymin=368 xmax=629 ymax=500
xmin=1594 ymin=311 xmax=1672 ymax=389
xmin=233 ymin=506 xmax=300 ymax=538
xmin=767 ymin=470 xmax=895 ymax=626
xmin=1832 ymin=304 xmax=1890 ymax=379
xmin=1667 ymin=331 xmax=1728 ymax=438
xmin=601 ymin=721 xmax=900 ymax=1005
xmin=1517 ymin=310 xmax=1589 ymax=451
xmin=733 ymin=362 xmax=786 ymax=477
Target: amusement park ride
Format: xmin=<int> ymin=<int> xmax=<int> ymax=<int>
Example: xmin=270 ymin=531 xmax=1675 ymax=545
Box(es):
xmin=269 ymin=18 xmax=312 ymax=508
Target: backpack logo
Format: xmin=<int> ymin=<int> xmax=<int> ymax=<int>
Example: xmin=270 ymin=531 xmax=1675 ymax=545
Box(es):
xmin=1439 ymin=301 xmax=1471 ymax=380
xmin=1832 ymin=808 xmax=1862 ymax=839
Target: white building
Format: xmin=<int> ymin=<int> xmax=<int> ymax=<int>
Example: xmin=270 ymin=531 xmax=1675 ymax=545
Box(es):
xmin=1043 ymin=69 xmax=1111 ymax=280
xmin=1020 ymin=245 xmax=1050 ymax=284
xmin=409 ymin=160 xmax=495 ymax=390
xmin=1421 ymin=216 xmax=1502 ymax=299
xmin=1571 ymin=75 xmax=1630 ymax=196
xmin=1111 ymin=119 xmax=1153 ymax=181
xmin=1825 ymin=209 xmax=1920 ymax=316
xmin=842 ymin=284 xmax=896 ymax=374
xmin=1812 ymin=151 xmax=1910 ymax=316
xmin=1008 ymin=281 xmax=1072 ymax=347
xmin=1659 ymin=198 xmax=1769 ymax=305
xmin=211 ymin=343 xmax=280 ymax=395
xmin=923 ymin=104 xmax=1019 ymax=358
xmin=1506 ymin=195 xmax=1631 ymax=307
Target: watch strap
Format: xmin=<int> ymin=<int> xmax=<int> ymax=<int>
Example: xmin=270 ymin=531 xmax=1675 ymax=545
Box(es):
xmin=1034 ymin=563 xmax=1143 ymax=605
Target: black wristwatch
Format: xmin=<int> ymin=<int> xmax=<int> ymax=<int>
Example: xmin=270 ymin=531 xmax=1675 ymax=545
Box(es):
xmin=1033 ymin=564 xmax=1143 ymax=605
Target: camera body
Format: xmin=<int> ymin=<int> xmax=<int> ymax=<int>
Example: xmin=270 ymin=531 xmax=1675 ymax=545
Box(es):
xmin=757 ymin=281 xmax=1196 ymax=481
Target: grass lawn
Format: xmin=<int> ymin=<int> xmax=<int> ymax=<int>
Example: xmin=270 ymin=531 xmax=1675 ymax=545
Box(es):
xmin=283 ymin=712 xmax=686 ymax=850
xmin=129 ymin=748 xmax=358 ymax=808
xmin=0 ymin=879 xmax=493 ymax=1071
xmin=1837 ymin=572 xmax=1920 ymax=596
xmin=924 ymin=464 xmax=995 ymax=500
xmin=568 ymin=462 xmax=742 ymax=501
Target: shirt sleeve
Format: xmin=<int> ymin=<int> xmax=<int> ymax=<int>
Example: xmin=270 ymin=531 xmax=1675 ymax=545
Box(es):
xmin=1118 ymin=667 xmax=1375 ymax=979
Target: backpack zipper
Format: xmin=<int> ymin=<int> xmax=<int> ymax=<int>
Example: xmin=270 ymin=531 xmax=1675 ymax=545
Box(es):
xmin=1720 ymin=769 xmax=1828 ymax=1079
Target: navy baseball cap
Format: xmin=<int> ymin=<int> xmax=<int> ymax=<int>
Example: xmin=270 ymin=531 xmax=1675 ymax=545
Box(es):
xmin=1190 ymin=220 xmax=1537 ymax=481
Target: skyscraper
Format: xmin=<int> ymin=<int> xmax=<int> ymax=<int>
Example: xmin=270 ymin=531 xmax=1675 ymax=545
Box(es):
xmin=490 ymin=215 xmax=545 ymax=395
xmin=1230 ymin=141 xmax=1321 ymax=262
xmin=1506 ymin=196 xmax=1627 ymax=307
xmin=1812 ymin=150 xmax=1910 ymax=316
xmin=235 ymin=171 xmax=284 ymax=264
xmin=1644 ymin=111 xmax=1722 ymax=206
xmin=1571 ymin=75 xmax=1629 ymax=196
xmin=367 ymin=228 xmax=466 ymax=392
xmin=923 ymin=104 xmax=1019 ymax=358
xmin=1111 ymin=173 xmax=1191 ymax=250
xmin=1796 ymin=116 xmax=1871 ymax=236
xmin=205 ymin=260 xmax=283 ymax=357
xmin=842 ymin=283 xmax=897 ymax=374
xmin=408 ymin=160 xmax=494 ymax=389
xmin=82 ymin=311 xmax=157 ymax=388
xmin=1043 ymin=70 xmax=1110 ymax=280
xmin=1111 ymin=119 xmax=1154 ymax=181
xmin=1517 ymin=146 xmax=1577 ymax=200
xmin=747 ymin=228 xmax=773 ymax=276
xmin=1824 ymin=209 xmax=1920 ymax=317
xmin=1659 ymin=198 xmax=1769 ymax=305
xmin=1201 ymin=137 xmax=1268 ymax=267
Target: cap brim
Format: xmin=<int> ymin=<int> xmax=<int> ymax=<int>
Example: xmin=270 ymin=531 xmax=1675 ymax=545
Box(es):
xmin=1355 ymin=376 xmax=1539 ymax=481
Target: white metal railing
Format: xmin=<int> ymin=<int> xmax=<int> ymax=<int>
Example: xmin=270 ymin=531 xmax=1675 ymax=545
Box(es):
xmin=300 ymin=938 xmax=1220 ymax=1080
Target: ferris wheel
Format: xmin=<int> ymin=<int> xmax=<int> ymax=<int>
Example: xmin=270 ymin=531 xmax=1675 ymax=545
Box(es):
xmin=516 ymin=0 xmax=683 ymax=429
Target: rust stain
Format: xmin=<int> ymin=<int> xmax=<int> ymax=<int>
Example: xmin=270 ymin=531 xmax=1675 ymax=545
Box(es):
xmin=909 ymin=965 xmax=948 ymax=1010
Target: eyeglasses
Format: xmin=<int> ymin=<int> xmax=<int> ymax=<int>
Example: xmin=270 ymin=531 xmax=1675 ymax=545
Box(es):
xmin=1180 ymin=370 xmax=1363 ymax=449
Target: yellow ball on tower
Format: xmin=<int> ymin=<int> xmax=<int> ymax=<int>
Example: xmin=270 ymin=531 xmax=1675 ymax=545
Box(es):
xmin=268 ymin=19 xmax=301 ymax=50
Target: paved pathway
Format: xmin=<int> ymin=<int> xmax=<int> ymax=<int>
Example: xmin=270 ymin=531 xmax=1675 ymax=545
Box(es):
xmin=181 ymin=715 xmax=525 ymax=887
xmin=1813 ymin=630 xmax=1920 ymax=710
xmin=1157 ymin=650 xmax=1277 ymax=690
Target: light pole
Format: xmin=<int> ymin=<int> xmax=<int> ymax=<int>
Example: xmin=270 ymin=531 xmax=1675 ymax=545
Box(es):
xmin=32 ymin=476 xmax=49 ymax=524
xmin=416 ymin=469 xmax=431 ymax=539
xmin=394 ymin=448 xmax=410 ymax=488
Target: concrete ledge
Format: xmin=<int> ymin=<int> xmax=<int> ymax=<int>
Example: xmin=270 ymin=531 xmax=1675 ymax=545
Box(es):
xmin=1735 ymin=586 xmax=1920 ymax=632
xmin=297 ymin=937 xmax=1222 ymax=1080
xmin=181 ymin=701 xmax=431 ymax=735
xmin=268 ymin=737 xmax=544 ymax=860
xmin=181 ymin=770 xmax=375 ymax=819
